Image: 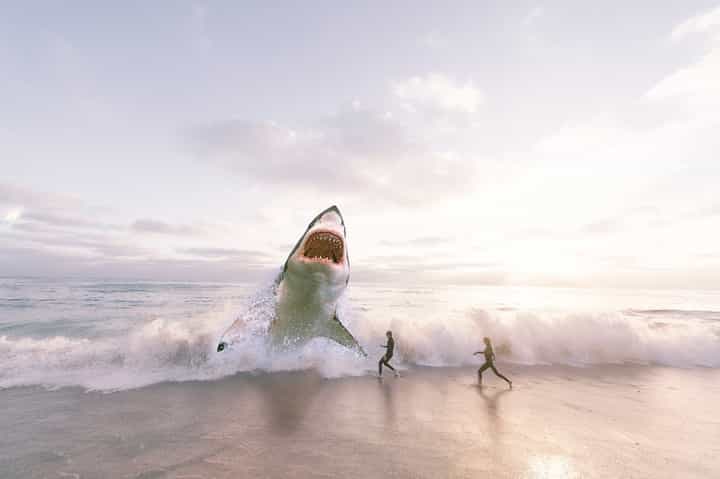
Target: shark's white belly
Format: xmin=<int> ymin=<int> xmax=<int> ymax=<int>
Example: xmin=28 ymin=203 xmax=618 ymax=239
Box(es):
xmin=270 ymin=272 xmax=341 ymax=345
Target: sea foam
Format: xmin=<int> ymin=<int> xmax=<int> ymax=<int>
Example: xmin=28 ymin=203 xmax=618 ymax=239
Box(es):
xmin=0 ymin=280 xmax=719 ymax=391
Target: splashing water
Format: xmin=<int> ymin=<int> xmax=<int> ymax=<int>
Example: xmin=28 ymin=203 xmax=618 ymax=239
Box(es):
xmin=0 ymin=278 xmax=719 ymax=391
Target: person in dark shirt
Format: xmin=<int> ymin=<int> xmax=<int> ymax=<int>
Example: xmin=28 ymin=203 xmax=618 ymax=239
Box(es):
xmin=474 ymin=337 xmax=512 ymax=388
xmin=378 ymin=330 xmax=398 ymax=377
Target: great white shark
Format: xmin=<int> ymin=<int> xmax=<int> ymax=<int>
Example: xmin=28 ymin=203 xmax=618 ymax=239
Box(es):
xmin=216 ymin=205 xmax=365 ymax=355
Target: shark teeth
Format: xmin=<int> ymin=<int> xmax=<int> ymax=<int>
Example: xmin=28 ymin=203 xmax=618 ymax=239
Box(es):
xmin=303 ymin=231 xmax=344 ymax=264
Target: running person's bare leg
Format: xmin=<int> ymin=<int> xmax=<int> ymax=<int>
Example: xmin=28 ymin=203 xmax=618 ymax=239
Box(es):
xmin=490 ymin=364 xmax=512 ymax=388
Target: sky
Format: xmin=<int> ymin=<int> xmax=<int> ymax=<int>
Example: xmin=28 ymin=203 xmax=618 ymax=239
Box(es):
xmin=1 ymin=1 xmax=720 ymax=288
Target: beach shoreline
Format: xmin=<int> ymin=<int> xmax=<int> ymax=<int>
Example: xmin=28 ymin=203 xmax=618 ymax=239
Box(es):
xmin=2 ymin=364 xmax=718 ymax=478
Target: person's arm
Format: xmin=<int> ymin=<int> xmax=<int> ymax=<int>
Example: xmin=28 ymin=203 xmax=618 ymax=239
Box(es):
xmin=380 ymin=343 xmax=387 ymax=348
xmin=473 ymin=349 xmax=485 ymax=355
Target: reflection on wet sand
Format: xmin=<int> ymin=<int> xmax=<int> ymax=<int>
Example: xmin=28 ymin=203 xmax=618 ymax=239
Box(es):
xmin=477 ymin=385 xmax=511 ymax=440
xmin=1 ymin=365 xmax=717 ymax=478
xmin=478 ymin=386 xmax=511 ymax=415
xmin=254 ymin=370 xmax=324 ymax=433
xmin=377 ymin=377 xmax=398 ymax=429
xmin=524 ymin=454 xmax=577 ymax=479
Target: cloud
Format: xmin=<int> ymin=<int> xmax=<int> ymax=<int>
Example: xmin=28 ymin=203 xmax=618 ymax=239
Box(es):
xmin=671 ymin=5 xmax=720 ymax=40
xmin=180 ymin=247 xmax=272 ymax=261
xmin=522 ymin=7 xmax=544 ymax=26
xmin=351 ymin=262 xmax=506 ymax=285
xmin=530 ymin=6 xmax=720 ymax=228
xmin=646 ymin=47 xmax=720 ymax=105
xmin=187 ymin=105 xmax=480 ymax=205
xmin=22 ymin=211 xmax=120 ymax=231
xmin=692 ymin=203 xmax=720 ymax=219
xmin=4 ymin=226 xmax=147 ymax=259
xmin=392 ymin=73 xmax=484 ymax=114
xmin=534 ymin=118 xmax=631 ymax=155
xmin=1 ymin=183 xmax=264 ymax=273
xmin=1 ymin=182 xmax=131 ymax=255
xmin=580 ymin=218 xmax=624 ymax=234
xmin=366 ymin=255 xmax=498 ymax=271
xmin=0 ymin=246 xmax=270 ymax=282
xmin=0 ymin=183 xmax=82 ymax=210
xmin=0 ymin=182 xmax=119 ymax=233
xmin=379 ymin=236 xmax=451 ymax=247
xmin=131 ymin=219 xmax=205 ymax=236
xmin=650 ymin=6 xmax=720 ymax=107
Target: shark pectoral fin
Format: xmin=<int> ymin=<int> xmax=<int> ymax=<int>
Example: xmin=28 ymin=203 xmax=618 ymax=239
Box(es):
xmin=324 ymin=313 xmax=367 ymax=357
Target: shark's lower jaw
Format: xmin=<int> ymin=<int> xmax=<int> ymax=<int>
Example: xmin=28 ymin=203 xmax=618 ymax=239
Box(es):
xmin=301 ymin=230 xmax=344 ymax=265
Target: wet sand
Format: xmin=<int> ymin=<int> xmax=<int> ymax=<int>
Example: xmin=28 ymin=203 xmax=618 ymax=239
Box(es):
xmin=1 ymin=365 xmax=718 ymax=478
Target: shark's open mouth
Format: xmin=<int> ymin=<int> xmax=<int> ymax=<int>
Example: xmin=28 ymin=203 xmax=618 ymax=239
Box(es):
xmin=302 ymin=231 xmax=344 ymax=264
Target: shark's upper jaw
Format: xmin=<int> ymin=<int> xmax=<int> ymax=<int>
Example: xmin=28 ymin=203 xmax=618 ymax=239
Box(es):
xmin=300 ymin=229 xmax=344 ymax=265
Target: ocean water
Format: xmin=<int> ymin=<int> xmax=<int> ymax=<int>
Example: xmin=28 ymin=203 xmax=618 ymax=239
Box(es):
xmin=1 ymin=277 xmax=719 ymax=391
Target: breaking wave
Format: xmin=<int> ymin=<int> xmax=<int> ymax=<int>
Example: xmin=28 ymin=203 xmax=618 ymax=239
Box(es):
xmin=387 ymin=308 xmax=720 ymax=368
xmin=0 ymin=281 xmax=719 ymax=392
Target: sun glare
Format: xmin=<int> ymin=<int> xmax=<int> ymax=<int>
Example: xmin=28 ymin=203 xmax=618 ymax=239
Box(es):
xmin=3 ymin=208 xmax=22 ymax=223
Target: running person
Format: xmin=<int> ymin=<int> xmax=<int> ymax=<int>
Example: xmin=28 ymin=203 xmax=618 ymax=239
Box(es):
xmin=378 ymin=330 xmax=398 ymax=377
xmin=474 ymin=337 xmax=512 ymax=388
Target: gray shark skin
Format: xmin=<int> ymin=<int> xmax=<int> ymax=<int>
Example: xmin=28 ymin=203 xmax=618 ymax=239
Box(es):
xmin=216 ymin=206 xmax=365 ymax=356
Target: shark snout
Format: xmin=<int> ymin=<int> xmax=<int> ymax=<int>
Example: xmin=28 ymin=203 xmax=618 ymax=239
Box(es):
xmin=216 ymin=342 xmax=227 ymax=352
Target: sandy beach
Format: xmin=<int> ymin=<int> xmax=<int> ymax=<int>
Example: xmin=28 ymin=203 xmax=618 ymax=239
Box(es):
xmin=2 ymin=364 xmax=718 ymax=478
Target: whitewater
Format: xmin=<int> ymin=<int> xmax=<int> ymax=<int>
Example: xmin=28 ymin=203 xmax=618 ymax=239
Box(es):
xmin=1 ymin=277 xmax=719 ymax=392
